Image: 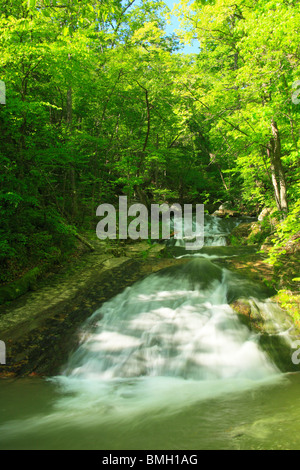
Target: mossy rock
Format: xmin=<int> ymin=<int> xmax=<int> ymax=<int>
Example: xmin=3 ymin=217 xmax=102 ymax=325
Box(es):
xmin=230 ymin=297 xmax=265 ymax=331
xmin=0 ymin=267 xmax=41 ymax=304
xmin=228 ymin=223 xmax=253 ymax=245
xmin=230 ymin=298 xmax=252 ymax=317
xmin=258 ymin=333 xmax=300 ymax=373
xmin=229 ymin=220 xmax=273 ymax=247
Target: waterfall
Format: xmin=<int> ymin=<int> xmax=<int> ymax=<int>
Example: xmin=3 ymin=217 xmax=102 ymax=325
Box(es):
xmin=0 ymin=214 xmax=294 ymax=450
xmin=47 ymin=213 xmax=294 ymax=420
xmin=62 ymin=260 xmax=277 ymax=383
xmin=53 ymin=256 xmax=283 ymax=418
xmin=168 ymin=214 xmax=243 ymax=249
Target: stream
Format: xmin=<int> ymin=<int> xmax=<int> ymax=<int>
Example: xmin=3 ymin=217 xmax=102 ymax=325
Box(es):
xmin=0 ymin=215 xmax=300 ymax=450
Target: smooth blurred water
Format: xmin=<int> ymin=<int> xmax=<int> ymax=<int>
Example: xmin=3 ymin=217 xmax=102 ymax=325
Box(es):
xmin=169 ymin=214 xmax=242 ymax=248
xmin=0 ymin=215 xmax=299 ymax=450
xmin=58 ymin=261 xmax=279 ymax=385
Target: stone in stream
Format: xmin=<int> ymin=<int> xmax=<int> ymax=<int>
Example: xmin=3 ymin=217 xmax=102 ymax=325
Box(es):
xmin=230 ymin=296 xmax=300 ymax=373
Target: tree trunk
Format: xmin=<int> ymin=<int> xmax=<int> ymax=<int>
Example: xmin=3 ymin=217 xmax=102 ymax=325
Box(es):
xmin=267 ymin=120 xmax=288 ymax=216
xmin=209 ymin=153 xmax=229 ymax=192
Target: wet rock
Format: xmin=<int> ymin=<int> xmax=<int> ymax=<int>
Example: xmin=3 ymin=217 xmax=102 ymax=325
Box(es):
xmin=126 ymin=241 xmax=167 ymax=259
xmin=0 ymin=267 xmax=41 ymax=304
xmin=0 ymin=257 xmax=143 ymax=377
xmin=228 ymin=219 xmax=274 ymax=247
xmin=230 ymin=298 xmax=252 ymax=318
xmin=212 ymin=202 xmax=240 ymax=218
xmin=229 ymin=223 xmax=253 ymax=245
xmin=258 ymin=207 xmax=272 ymax=221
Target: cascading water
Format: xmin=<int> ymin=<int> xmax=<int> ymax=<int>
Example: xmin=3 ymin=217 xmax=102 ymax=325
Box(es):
xmin=59 ymin=260 xmax=279 ymax=390
xmin=50 ymin=216 xmax=289 ymax=420
xmin=169 ymin=214 xmax=243 ymax=248
xmin=203 ymin=215 xmax=242 ymax=246
xmin=0 ymin=214 xmax=298 ymax=450
xmin=49 ymin=214 xmax=292 ymax=418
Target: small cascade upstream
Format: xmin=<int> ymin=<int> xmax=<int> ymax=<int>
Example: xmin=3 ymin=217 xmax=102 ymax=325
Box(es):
xmin=169 ymin=214 xmax=243 ymax=248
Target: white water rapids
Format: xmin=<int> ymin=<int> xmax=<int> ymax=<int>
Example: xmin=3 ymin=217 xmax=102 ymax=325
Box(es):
xmin=51 ymin=215 xmax=286 ymax=420
xmin=62 ymin=266 xmax=277 ymax=384
xmin=169 ymin=213 xmax=241 ymax=248
xmin=1 ymin=215 xmax=296 ymax=449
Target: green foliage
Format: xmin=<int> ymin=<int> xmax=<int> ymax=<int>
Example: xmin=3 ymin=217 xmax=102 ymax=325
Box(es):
xmin=246 ymin=217 xmax=275 ymax=246
xmin=276 ymin=290 xmax=300 ymax=327
xmin=0 ymin=0 xmax=299 ymax=286
xmin=267 ymin=200 xmax=300 ymax=267
xmin=176 ymin=0 xmax=300 ymax=213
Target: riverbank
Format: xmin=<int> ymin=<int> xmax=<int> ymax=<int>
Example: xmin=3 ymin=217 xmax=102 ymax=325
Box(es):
xmin=225 ymin=219 xmax=300 ymax=329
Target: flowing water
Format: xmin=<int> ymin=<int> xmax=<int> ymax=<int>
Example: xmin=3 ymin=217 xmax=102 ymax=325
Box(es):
xmin=169 ymin=213 xmax=242 ymax=248
xmin=0 ymin=216 xmax=300 ymax=450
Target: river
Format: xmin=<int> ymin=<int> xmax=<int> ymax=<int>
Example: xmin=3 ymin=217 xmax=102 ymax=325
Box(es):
xmin=0 ymin=215 xmax=299 ymax=450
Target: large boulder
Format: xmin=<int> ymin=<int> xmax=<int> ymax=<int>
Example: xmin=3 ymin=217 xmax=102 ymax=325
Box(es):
xmin=0 ymin=267 xmax=41 ymax=304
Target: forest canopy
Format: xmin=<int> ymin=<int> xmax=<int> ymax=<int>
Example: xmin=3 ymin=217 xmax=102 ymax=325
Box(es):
xmin=0 ymin=0 xmax=299 ymax=283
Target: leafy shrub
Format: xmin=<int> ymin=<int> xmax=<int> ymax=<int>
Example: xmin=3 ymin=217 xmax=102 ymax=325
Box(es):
xmin=267 ymin=200 xmax=300 ymax=267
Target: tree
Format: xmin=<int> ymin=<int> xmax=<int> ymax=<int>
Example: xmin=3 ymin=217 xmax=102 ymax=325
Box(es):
xmin=175 ymin=0 xmax=300 ymax=214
